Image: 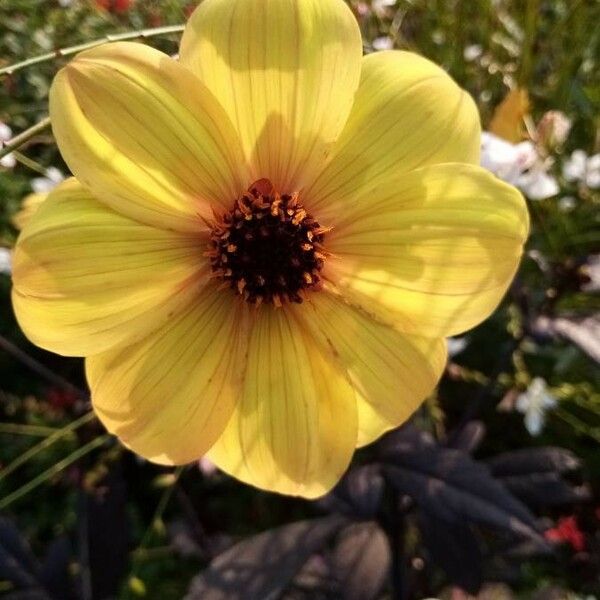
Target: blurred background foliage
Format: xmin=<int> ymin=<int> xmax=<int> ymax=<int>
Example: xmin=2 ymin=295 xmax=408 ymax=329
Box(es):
xmin=0 ymin=1 xmax=599 ymax=599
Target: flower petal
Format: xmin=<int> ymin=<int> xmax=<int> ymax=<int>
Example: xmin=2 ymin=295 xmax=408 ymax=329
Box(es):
xmin=207 ymin=305 xmax=358 ymax=498
xmin=303 ymin=293 xmax=447 ymax=446
xmin=305 ymin=51 xmax=481 ymax=215
xmin=50 ymin=42 xmax=247 ymax=232
xmin=180 ymin=0 xmax=362 ymax=192
xmin=12 ymin=179 xmax=204 ymax=357
xmin=324 ymin=163 xmax=529 ymax=337
xmin=86 ymin=288 xmax=249 ymax=464
xmin=12 ymin=192 xmax=46 ymax=230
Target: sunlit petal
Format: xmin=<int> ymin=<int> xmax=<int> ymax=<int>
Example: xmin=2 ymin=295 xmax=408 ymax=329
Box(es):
xmin=208 ymin=305 xmax=357 ymax=498
xmin=323 ymin=163 xmax=529 ymax=337
xmin=180 ymin=0 xmax=362 ymax=192
xmin=305 ymin=51 xmax=481 ymax=215
xmin=12 ymin=179 xmax=204 ymax=356
xmin=87 ymin=288 xmax=250 ymax=464
xmin=50 ymin=42 xmax=248 ymax=231
xmin=303 ymin=293 xmax=447 ymax=446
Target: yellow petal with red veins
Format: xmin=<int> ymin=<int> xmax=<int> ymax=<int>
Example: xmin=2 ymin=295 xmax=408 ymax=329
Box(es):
xmin=12 ymin=179 xmax=204 ymax=357
xmin=324 ymin=163 xmax=529 ymax=338
xmin=303 ymin=293 xmax=447 ymax=447
xmin=207 ymin=305 xmax=357 ymax=498
xmin=305 ymin=51 xmax=481 ymax=215
xmin=180 ymin=0 xmax=362 ymax=193
xmin=86 ymin=288 xmax=249 ymax=465
xmin=49 ymin=42 xmax=248 ymax=232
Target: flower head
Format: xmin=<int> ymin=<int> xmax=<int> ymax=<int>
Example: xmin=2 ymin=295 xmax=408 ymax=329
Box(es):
xmin=563 ymin=150 xmax=600 ymax=189
xmin=516 ymin=377 xmax=557 ymax=436
xmin=11 ymin=168 xmax=64 ymax=231
xmin=545 ymin=516 xmax=585 ymax=552
xmin=0 ymin=121 xmax=16 ymax=169
xmin=480 ymin=132 xmax=559 ymax=200
xmin=31 ymin=167 xmax=64 ymax=194
xmin=12 ymin=0 xmax=529 ymax=497
xmin=95 ymin=0 xmax=133 ymax=13
xmin=0 ymin=248 xmax=11 ymax=275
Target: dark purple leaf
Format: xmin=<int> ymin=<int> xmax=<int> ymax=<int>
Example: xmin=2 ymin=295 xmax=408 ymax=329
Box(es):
xmin=185 ymin=516 xmax=347 ymax=600
xmin=284 ymin=554 xmax=337 ymax=599
xmin=384 ymin=447 xmax=546 ymax=546
xmin=487 ymin=448 xmax=588 ymax=507
xmin=84 ymin=469 xmax=129 ymax=600
xmin=498 ymin=474 xmax=589 ymax=507
xmin=331 ymin=522 xmax=390 ymax=600
xmin=0 ymin=592 xmax=51 ymax=600
xmin=377 ymin=423 xmax=435 ymax=459
xmin=39 ymin=537 xmax=73 ymax=600
xmin=419 ymin=513 xmax=482 ymax=594
xmin=319 ymin=465 xmax=384 ymax=519
xmin=0 ymin=517 xmax=41 ymax=590
xmin=487 ymin=447 xmax=580 ymax=476
xmin=446 ymin=421 xmax=486 ymax=454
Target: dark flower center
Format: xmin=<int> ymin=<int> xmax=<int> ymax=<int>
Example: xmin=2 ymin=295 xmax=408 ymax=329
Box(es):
xmin=206 ymin=179 xmax=330 ymax=306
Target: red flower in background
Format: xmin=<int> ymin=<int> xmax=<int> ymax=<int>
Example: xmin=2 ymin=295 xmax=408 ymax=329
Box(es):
xmin=545 ymin=516 xmax=586 ymax=552
xmin=46 ymin=387 xmax=78 ymax=411
xmin=95 ymin=0 xmax=133 ymax=13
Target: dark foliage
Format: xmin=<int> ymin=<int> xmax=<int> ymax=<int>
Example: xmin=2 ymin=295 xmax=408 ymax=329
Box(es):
xmin=185 ymin=422 xmax=586 ymax=599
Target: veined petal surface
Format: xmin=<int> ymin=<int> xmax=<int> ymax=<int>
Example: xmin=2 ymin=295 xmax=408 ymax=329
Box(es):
xmin=303 ymin=293 xmax=447 ymax=446
xmin=86 ymin=288 xmax=249 ymax=465
xmin=324 ymin=163 xmax=529 ymax=337
xmin=180 ymin=0 xmax=363 ymax=193
xmin=305 ymin=51 xmax=481 ymax=216
xmin=207 ymin=305 xmax=358 ymax=498
xmin=12 ymin=179 xmax=204 ymax=357
xmin=49 ymin=42 xmax=247 ymax=232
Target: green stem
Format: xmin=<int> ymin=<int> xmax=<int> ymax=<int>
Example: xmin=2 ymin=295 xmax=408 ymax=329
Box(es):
xmin=0 ymin=434 xmax=109 ymax=510
xmin=0 ymin=334 xmax=84 ymax=395
xmin=0 ymin=422 xmax=62 ymax=437
xmin=0 ymin=24 xmax=185 ymax=77
xmin=126 ymin=467 xmax=185 ymax=595
xmin=519 ymin=0 xmax=540 ymax=86
xmin=0 ymin=411 xmax=96 ymax=482
xmin=13 ymin=150 xmax=48 ymax=175
xmin=555 ymin=409 xmax=600 ymax=444
xmin=0 ymin=116 xmax=51 ymax=161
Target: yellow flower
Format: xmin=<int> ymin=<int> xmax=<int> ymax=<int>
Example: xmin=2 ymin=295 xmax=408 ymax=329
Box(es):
xmin=12 ymin=193 xmax=47 ymax=230
xmin=11 ymin=0 xmax=529 ymax=498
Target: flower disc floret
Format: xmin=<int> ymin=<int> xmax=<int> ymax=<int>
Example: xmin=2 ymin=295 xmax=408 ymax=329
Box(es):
xmin=206 ymin=179 xmax=329 ymax=306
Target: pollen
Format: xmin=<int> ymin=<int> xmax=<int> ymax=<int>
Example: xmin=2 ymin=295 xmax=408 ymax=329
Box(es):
xmin=207 ymin=179 xmax=330 ymax=306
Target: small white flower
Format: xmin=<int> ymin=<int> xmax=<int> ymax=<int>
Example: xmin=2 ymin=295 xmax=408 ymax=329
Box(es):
xmin=447 ymin=337 xmax=469 ymax=357
xmin=516 ymin=378 xmax=557 ymax=436
xmin=481 ymin=132 xmax=535 ymax=183
xmin=31 ymin=167 xmax=64 ymax=194
xmin=536 ymin=110 xmax=572 ymax=150
xmin=481 ymin=132 xmax=558 ymax=200
xmin=372 ymin=0 xmax=396 ymax=17
xmin=0 ymin=248 xmax=11 ymax=275
xmin=563 ymin=150 xmax=600 ymax=189
xmin=431 ymin=30 xmax=445 ymax=45
xmin=198 ymin=456 xmax=218 ymax=477
xmin=372 ymin=36 xmax=393 ymax=51
xmin=558 ymin=196 xmax=576 ymax=212
xmin=0 ymin=121 xmax=15 ymax=169
xmin=516 ymin=168 xmax=560 ymax=200
xmin=587 ymin=154 xmax=600 ymax=188
xmin=463 ymin=44 xmax=483 ymax=62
